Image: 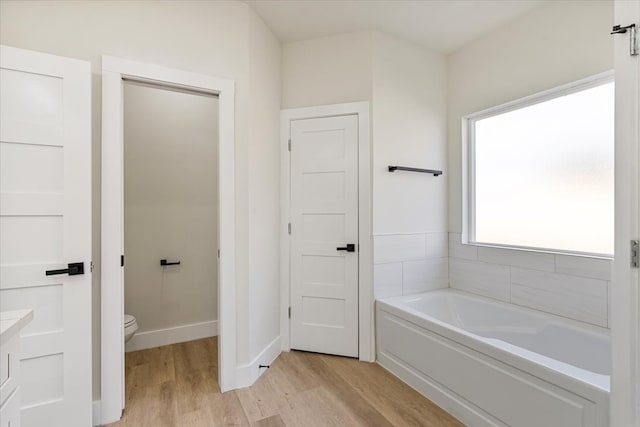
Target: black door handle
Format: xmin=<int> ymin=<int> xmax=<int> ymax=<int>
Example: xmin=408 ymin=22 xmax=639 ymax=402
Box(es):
xmin=160 ymin=259 xmax=181 ymax=266
xmin=46 ymin=262 xmax=85 ymax=276
xmin=336 ymin=244 xmax=356 ymax=252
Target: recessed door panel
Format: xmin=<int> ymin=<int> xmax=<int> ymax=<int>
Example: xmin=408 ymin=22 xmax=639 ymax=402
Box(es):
xmin=302 ymin=214 xmax=346 ymax=242
xmin=302 ymin=297 xmax=346 ymax=328
xmin=300 ymin=172 xmax=346 ymax=213
xmin=302 ymin=255 xmax=346 ymax=286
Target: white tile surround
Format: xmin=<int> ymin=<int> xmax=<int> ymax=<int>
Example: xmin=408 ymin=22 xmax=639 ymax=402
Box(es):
xmin=373 ymin=232 xmax=612 ymax=328
xmin=448 ymin=233 xmax=612 ymax=328
xmin=373 ymin=233 xmax=449 ymax=299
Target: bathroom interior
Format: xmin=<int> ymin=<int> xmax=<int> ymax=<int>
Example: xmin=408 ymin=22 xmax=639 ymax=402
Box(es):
xmin=122 ymin=81 xmax=219 ymax=353
xmin=0 ymin=0 xmax=636 ymax=426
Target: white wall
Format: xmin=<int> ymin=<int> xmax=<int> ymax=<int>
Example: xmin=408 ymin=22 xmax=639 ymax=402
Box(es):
xmin=0 ymin=0 xmax=281 ymax=398
xmin=446 ymin=0 xmax=614 ymax=326
xmin=371 ymin=32 xmax=448 ymax=298
xmin=123 ymin=82 xmax=218 ymax=337
xmin=281 ymin=31 xmax=449 ymax=300
xmin=246 ymin=7 xmax=282 ymax=372
xmin=281 ymin=31 xmax=373 ymax=109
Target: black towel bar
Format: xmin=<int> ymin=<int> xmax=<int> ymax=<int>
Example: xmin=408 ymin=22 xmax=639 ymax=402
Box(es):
xmin=388 ymin=165 xmax=443 ymax=176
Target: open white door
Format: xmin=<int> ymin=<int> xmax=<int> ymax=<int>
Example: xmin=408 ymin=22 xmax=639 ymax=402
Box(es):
xmin=289 ymin=115 xmax=359 ymax=358
xmin=612 ymin=1 xmax=640 ymax=426
xmin=0 ymin=46 xmax=92 ymax=426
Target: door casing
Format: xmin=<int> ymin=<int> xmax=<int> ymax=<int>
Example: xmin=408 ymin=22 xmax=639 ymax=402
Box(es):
xmin=101 ymin=56 xmax=236 ymax=424
xmin=280 ymin=102 xmax=373 ymax=362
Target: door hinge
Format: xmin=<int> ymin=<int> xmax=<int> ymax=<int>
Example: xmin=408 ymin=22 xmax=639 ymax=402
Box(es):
xmin=288 ymin=223 xmax=291 ymax=234
xmin=612 ymin=23 xmax=638 ymax=56
xmin=632 ymin=240 xmax=639 ymax=268
xmin=288 ymin=307 xmax=291 ymax=319
xmin=121 ymin=255 xmax=124 ymax=267
xmin=218 ymin=249 xmax=220 ymax=258
xmin=90 ymin=261 xmax=94 ymax=272
xmin=288 ymin=139 xmax=292 ymax=152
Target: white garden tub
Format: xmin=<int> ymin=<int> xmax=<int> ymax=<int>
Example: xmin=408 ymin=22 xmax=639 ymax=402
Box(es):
xmin=376 ymin=289 xmax=610 ymax=427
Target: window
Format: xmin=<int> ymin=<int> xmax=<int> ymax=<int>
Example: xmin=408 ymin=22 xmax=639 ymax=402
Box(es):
xmin=465 ymin=74 xmax=614 ymax=256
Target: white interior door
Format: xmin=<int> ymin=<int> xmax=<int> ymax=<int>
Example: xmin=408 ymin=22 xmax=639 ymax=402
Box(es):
xmin=289 ymin=115 xmax=359 ymax=358
xmin=0 ymin=46 xmax=92 ymax=426
xmin=612 ymin=2 xmax=640 ymax=426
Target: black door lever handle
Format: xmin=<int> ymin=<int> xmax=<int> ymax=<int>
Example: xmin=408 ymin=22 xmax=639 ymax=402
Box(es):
xmin=160 ymin=259 xmax=181 ymax=266
xmin=336 ymin=244 xmax=356 ymax=252
xmin=46 ymin=262 xmax=85 ymax=276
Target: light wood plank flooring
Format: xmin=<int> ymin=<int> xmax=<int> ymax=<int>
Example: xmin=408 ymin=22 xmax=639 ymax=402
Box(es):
xmin=108 ymin=337 xmax=463 ymax=427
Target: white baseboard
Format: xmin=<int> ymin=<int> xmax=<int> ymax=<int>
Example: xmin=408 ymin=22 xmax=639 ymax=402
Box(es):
xmin=93 ymin=400 xmax=102 ymax=426
xmin=125 ymin=319 xmax=218 ymax=352
xmin=236 ymin=335 xmax=281 ymax=389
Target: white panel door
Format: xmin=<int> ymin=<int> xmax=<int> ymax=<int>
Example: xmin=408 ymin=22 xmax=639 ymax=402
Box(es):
xmin=0 ymin=46 xmax=91 ymax=427
xmin=611 ymin=2 xmax=640 ymax=426
xmin=290 ymin=115 xmax=359 ymax=357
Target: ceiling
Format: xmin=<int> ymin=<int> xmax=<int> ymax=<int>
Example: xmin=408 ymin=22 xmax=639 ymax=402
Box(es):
xmin=245 ymin=0 xmax=548 ymax=54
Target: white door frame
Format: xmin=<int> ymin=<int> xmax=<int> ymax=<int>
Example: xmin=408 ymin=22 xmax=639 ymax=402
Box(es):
xmin=612 ymin=1 xmax=640 ymax=426
xmin=101 ymin=56 xmax=236 ymax=424
xmin=280 ymin=102 xmax=373 ymax=362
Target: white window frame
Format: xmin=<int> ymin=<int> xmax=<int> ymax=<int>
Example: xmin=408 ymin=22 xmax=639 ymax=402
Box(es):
xmin=462 ymin=71 xmax=615 ymax=258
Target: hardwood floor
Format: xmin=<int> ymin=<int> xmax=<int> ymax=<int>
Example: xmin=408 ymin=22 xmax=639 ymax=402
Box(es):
xmin=108 ymin=337 xmax=463 ymax=427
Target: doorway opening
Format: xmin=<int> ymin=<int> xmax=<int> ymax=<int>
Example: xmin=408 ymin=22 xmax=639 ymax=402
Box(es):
xmin=101 ymin=56 xmax=236 ymax=425
xmin=122 ymin=81 xmax=219 ymax=356
xmin=119 ymin=80 xmax=220 ymax=419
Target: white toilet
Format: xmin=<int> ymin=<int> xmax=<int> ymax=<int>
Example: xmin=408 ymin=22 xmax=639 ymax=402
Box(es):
xmin=124 ymin=314 xmax=139 ymax=343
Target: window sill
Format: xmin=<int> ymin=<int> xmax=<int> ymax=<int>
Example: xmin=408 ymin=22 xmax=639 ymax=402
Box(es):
xmin=463 ymin=241 xmax=613 ymax=261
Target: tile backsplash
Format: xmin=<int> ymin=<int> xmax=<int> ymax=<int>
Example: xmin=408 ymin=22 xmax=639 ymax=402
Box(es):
xmin=373 ymin=232 xmax=612 ymax=328
xmin=448 ymin=233 xmax=612 ymax=328
xmin=373 ymin=233 xmax=448 ymax=299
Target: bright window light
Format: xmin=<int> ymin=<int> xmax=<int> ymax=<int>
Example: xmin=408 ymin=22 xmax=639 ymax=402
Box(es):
xmin=468 ymin=78 xmax=614 ymax=256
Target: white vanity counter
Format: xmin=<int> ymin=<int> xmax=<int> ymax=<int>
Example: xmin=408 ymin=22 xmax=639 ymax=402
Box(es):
xmin=1 ymin=309 xmax=33 ymax=427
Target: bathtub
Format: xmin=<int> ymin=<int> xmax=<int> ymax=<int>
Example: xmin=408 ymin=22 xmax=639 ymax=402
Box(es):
xmin=376 ymin=289 xmax=610 ymax=427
